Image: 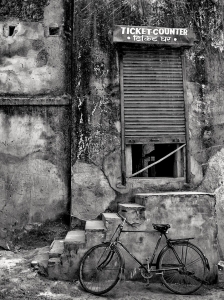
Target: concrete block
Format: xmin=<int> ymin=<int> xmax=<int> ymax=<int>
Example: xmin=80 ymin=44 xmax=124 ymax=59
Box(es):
xmin=85 ymin=220 xmax=106 ymax=231
xmin=85 ymin=231 xmax=106 ymax=248
xmin=102 ymin=213 xmax=121 ymax=240
xmin=134 ymin=192 xmax=218 ymax=283
xmin=64 ymin=230 xmax=85 ymax=251
xmin=85 ymin=220 xmax=106 ymax=247
xmin=48 ymin=257 xmax=61 ymax=266
xmin=118 ymin=203 xmax=145 ymax=225
xmin=48 ymin=257 xmax=61 ymax=280
xmin=31 ymin=246 xmax=50 ymax=275
xmin=49 ymin=240 xmax=64 ymax=258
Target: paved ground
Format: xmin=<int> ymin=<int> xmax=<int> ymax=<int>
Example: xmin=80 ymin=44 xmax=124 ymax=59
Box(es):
xmin=0 ymin=248 xmax=224 ymax=300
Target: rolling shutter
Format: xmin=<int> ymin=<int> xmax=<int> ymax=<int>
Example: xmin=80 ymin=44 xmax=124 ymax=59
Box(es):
xmin=122 ymin=47 xmax=186 ymax=144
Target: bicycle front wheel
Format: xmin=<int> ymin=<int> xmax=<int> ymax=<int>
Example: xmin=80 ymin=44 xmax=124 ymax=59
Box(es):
xmin=158 ymin=242 xmax=206 ymax=295
xmin=79 ymin=243 xmax=123 ymax=295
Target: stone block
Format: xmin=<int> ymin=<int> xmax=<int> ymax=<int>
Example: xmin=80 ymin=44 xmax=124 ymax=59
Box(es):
xmin=64 ymin=230 xmax=85 ymax=252
xmin=31 ymin=246 xmax=50 ymax=275
xmin=48 ymin=257 xmax=61 ymax=280
xmin=102 ymin=213 xmax=121 ymax=240
xmin=85 ymin=220 xmax=106 ymax=231
xmin=49 ymin=240 xmax=64 ymax=258
xmin=85 ymin=220 xmax=106 ymax=247
xmin=134 ymin=192 xmax=218 ymax=283
xmin=118 ymin=203 xmax=145 ymax=227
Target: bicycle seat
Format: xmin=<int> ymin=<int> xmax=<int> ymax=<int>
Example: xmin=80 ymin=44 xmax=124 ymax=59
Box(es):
xmin=152 ymin=224 xmax=170 ymax=233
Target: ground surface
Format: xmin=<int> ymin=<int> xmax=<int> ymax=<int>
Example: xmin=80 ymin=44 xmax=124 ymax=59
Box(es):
xmin=1 ymin=248 xmax=224 ymax=300
xmin=1 ymin=219 xmax=224 ymax=300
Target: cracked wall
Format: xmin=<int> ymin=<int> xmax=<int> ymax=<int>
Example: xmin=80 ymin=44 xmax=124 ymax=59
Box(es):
xmin=0 ymin=107 xmax=70 ymax=249
xmin=71 ymin=3 xmax=224 ymax=272
xmin=0 ymin=0 xmax=65 ymax=94
xmin=0 ymin=0 xmax=71 ymax=248
xmin=71 ymin=0 xmax=224 ymax=214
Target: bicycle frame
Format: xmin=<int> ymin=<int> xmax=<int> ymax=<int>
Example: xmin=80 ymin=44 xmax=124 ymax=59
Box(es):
xmin=107 ymin=219 xmax=187 ymax=274
xmin=79 ymin=216 xmax=211 ymax=296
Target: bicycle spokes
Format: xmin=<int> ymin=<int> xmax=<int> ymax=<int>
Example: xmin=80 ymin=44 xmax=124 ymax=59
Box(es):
xmin=158 ymin=243 xmax=206 ymax=294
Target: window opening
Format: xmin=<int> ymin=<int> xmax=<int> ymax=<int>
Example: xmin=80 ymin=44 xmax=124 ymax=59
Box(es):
xmin=49 ymin=27 xmax=60 ymax=36
xmin=121 ymin=46 xmax=187 ymax=180
xmin=9 ymin=26 xmax=16 ymax=36
xmin=131 ymin=143 xmax=184 ymax=178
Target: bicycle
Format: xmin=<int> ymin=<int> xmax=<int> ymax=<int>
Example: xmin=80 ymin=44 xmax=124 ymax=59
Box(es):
xmin=79 ymin=212 xmax=210 ymax=296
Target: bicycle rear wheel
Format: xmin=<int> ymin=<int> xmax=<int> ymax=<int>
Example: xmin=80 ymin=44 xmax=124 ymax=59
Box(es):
xmin=157 ymin=242 xmax=206 ymax=294
xmin=79 ymin=243 xmax=123 ymax=295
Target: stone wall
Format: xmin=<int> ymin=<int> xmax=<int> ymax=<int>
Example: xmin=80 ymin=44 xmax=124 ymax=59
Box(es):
xmin=70 ymin=1 xmax=224 ymax=272
xmin=0 ymin=0 xmax=72 ymax=247
xmin=71 ymin=0 xmax=224 ymax=215
xmin=0 ymin=0 xmax=66 ymax=94
xmin=123 ymin=192 xmax=217 ymax=281
xmin=0 ymin=106 xmax=70 ymax=248
xmin=1 ymin=0 xmax=224 ymax=260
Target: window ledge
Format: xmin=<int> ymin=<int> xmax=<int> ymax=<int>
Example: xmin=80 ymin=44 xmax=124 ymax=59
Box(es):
xmin=127 ymin=177 xmax=185 ymax=183
xmin=127 ymin=177 xmax=185 ymax=190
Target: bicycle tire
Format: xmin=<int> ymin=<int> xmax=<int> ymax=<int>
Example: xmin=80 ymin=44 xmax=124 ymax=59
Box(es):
xmin=157 ymin=242 xmax=206 ymax=295
xmin=79 ymin=243 xmax=123 ymax=295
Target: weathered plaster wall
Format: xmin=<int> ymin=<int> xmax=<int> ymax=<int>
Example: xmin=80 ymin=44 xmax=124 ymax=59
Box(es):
xmin=70 ymin=3 xmax=223 ymax=276
xmin=0 ymin=0 xmax=72 ymax=246
xmin=0 ymin=0 xmax=65 ymax=94
xmin=71 ymin=0 xmax=224 ymax=214
xmin=197 ymin=149 xmax=224 ymax=260
xmin=71 ymin=162 xmax=116 ymax=220
xmin=120 ymin=193 xmax=217 ymax=281
xmin=0 ymin=106 xmax=70 ymax=248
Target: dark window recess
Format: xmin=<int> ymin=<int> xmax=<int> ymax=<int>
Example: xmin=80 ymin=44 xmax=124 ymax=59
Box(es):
xmin=49 ymin=27 xmax=60 ymax=36
xmin=132 ymin=144 xmax=183 ymax=178
xmin=9 ymin=26 xmax=16 ymax=36
xmin=132 ymin=144 xmax=143 ymax=177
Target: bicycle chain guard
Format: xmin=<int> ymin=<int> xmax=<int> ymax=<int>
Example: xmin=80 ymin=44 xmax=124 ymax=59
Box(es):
xmin=140 ymin=264 xmax=153 ymax=279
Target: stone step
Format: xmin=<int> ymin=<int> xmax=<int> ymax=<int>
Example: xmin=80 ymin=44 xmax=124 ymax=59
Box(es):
xmin=85 ymin=220 xmax=106 ymax=231
xmin=48 ymin=230 xmax=87 ymax=281
xmin=49 ymin=240 xmax=64 ymax=258
xmin=118 ymin=203 xmax=145 ymax=225
xmin=48 ymin=257 xmax=61 ymax=280
xmin=85 ymin=220 xmax=106 ymax=247
xmin=102 ymin=213 xmax=121 ymax=240
xmin=31 ymin=246 xmax=50 ymax=276
xmin=64 ymin=230 xmax=86 ymax=251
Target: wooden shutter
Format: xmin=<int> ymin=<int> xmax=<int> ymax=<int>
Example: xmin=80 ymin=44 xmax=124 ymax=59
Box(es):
xmin=122 ymin=47 xmax=186 ymax=144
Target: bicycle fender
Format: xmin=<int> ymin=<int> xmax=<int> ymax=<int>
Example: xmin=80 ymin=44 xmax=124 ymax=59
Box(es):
xmin=202 ymin=254 xmax=210 ymax=271
xmin=156 ymin=243 xmax=210 ymax=271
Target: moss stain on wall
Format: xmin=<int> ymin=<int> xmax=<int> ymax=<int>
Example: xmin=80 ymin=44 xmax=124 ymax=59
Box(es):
xmin=0 ymin=0 xmax=50 ymax=21
xmin=73 ymin=0 xmax=224 ymax=185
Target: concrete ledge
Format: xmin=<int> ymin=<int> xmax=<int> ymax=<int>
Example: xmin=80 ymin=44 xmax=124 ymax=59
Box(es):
xmin=135 ymin=191 xmax=215 ymax=196
xmin=0 ymin=95 xmax=71 ymax=106
xmin=127 ymin=177 xmax=185 ymax=191
xmin=119 ymin=203 xmax=145 ymax=209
